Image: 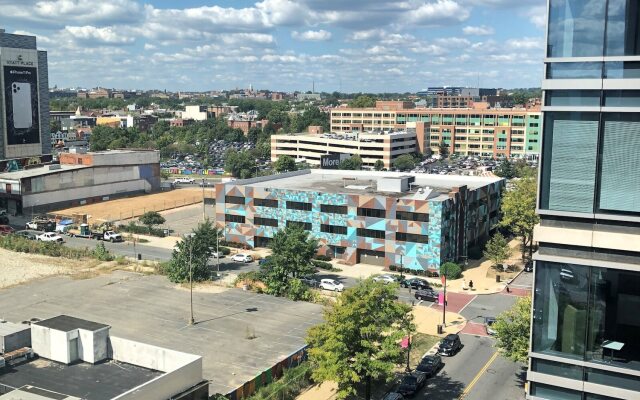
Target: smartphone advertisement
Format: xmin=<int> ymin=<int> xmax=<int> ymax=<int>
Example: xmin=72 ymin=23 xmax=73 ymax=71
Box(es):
xmin=3 ymin=66 xmax=40 ymax=145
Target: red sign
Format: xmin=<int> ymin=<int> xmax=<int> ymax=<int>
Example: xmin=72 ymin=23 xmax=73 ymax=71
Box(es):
xmin=401 ymin=336 xmax=410 ymax=349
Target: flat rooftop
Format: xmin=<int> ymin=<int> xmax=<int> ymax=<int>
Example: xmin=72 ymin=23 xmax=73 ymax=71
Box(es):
xmin=0 ymin=357 xmax=161 ymax=400
xmin=0 ymin=165 xmax=87 ymax=181
xmin=243 ymin=170 xmax=502 ymax=200
xmin=34 ymin=315 xmax=109 ymax=332
xmin=0 ymin=271 xmax=323 ymax=395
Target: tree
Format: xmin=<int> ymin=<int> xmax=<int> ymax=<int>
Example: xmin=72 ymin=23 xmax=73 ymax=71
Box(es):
xmin=262 ymin=224 xmax=318 ymax=299
xmin=440 ymin=262 xmax=462 ymax=279
xmin=165 ymin=220 xmax=219 ymax=283
xmin=393 ymin=154 xmax=416 ymax=171
xmin=438 ymin=141 xmax=449 ymax=159
xmin=274 ymin=155 xmax=297 ymax=173
xmin=308 ymin=279 xmax=414 ymax=400
xmin=224 ymin=150 xmax=256 ymax=178
xmin=483 ymin=232 xmax=511 ymax=268
xmin=513 ymin=159 xmax=536 ymax=179
xmin=50 ymin=120 xmax=61 ymax=133
xmin=139 ymin=211 xmax=166 ymax=234
xmin=493 ymin=296 xmax=532 ymax=363
xmin=348 ymin=95 xmax=377 ymax=108
xmin=500 ymin=177 xmax=539 ymax=262
xmin=247 ymin=127 xmax=262 ymax=143
xmin=495 ymin=159 xmax=515 ymax=179
xmin=374 ymin=160 xmax=385 ymax=171
xmin=338 ymin=155 xmax=362 ymax=170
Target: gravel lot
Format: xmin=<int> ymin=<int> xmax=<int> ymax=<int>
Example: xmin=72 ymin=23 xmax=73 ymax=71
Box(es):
xmin=0 ymin=248 xmax=83 ymax=289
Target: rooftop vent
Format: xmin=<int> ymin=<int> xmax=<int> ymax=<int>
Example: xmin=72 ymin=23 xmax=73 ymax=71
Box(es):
xmin=47 ymin=164 xmax=61 ymax=171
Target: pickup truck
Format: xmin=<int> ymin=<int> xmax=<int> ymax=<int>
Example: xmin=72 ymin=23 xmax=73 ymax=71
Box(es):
xmin=26 ymin=219 xmax=56 ymax=232
xmin=174 ymin=177 xmax=195 ymax=184
xmin=37 ymin=232 xmax=64 ymax=243
xmin=103 ymin=231 xmax=123 ymax=242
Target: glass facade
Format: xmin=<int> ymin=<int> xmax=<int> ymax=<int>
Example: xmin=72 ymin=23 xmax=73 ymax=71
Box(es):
xmin=547 ymin=0 xmax=606 ymax=57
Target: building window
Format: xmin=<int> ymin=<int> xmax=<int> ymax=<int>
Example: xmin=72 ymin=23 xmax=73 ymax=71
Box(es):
xmin=320 ymin=204 xmax=348 ymax=214
xmin=254 ymin=236 xmax=272 ymax=248
xmin=547 ymin=62 xmax=603 ymax=79
xmin=286 ymin=201 xmax=312 ymax=211
xmin=329 ymin=245 xmax=346 ymax=257
xmin=529 ymin=383 xmax=582 ymax=400
xmin=225 ymin=195 xmax=245 ymax=205
xmin=286 ymin=221 xmax=312 ymax=231
xmin=321 ymin=224 xmax=347 ymax=235
xmin=395 ymin=211 xmax=429 ymax=223
xmin=254 ymin=198 xmax=278 ymax=208
xmin=395 ymin=232 xmax=429 ymax=244
xmin=530 ymin=359 xmax=582 ymax=380
xmin=605 ymin=0 xmax=640 ymax=56
xmin=357 ymin=207 xmax=386 ymax=218
xmin=225 ymin=214 xmax=245 ymax=223
xmin=254 ymin=216 xmax=278 ymax=227
xmin=545 ymin=90 xmax=601 ymax=107
xmin=547 ymin=0 xmax=606 ymax=58
xmin=356 ymin=228 xmax=385 ymax=239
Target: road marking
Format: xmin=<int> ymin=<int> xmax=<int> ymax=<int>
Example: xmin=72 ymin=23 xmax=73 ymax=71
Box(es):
xmin=459 ymin=351 xmax=499 ymax=399
xmin=457 ymin=295 xmax=477 ymax=314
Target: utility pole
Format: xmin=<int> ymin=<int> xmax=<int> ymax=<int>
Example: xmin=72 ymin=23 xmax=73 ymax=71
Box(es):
xmin=189 ymin=240 xmax=195 ymax=325
xmin=442 ymin=266 xmax=447 ymax=326
xmin=202 ymin=178 xmax=206 ymax=221
xmin=216 ymin=226 xmax=220 ymax=278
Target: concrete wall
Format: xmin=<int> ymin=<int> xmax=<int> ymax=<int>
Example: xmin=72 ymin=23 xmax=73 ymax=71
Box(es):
xmin=23 ymin=178 xmax=150 ymax=207
xmin=0 ymin=326 xmax=31 ymax=353
xmin=109 ymin=336 xmax=204 ymax=400
xmin=31 ymin=324 xmax=71 ymax=364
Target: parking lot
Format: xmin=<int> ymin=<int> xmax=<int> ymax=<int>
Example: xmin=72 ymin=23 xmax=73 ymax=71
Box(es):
xmin=0 ymin=271 xmax=323 ymax=395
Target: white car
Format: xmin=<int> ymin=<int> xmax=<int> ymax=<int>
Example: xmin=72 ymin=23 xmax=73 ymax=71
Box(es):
xmin=373 ymin=274 xmax=397 ymax=284
xmin=174 ymin=177 xmax=195 ymax=184
xmin=231 ymin=254 xmax=253 ymax=263
xmin=319 ymin=279 xmax=344 ymax=292
xmin=210 ymin=252 xmax=223 ymax=259
xmin=37 ymin=232 xmax=64 ymax=243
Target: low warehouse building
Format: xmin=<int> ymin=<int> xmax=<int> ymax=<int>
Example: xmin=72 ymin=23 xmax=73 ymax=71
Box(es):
xmin=215 ymin=170 xmax=505 ymax=272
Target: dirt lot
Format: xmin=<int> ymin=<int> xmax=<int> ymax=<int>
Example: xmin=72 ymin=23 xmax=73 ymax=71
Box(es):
xmin=50 ymin=187 xmax=215 ymax=224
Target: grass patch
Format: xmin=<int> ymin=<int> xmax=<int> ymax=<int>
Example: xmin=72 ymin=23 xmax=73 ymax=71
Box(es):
xmin=408 ymin=333 xmax=441 ymax=368
xmin=246 ymin=362 xmax=313 ymax=400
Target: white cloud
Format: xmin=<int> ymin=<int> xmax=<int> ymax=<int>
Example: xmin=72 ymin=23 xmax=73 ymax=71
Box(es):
xmin=463 ymin=25 xmax=494 ymax=35
xmin=64 ymin=26 xmax=135 ymax=44
xmin=291 ymin=30 xmax=332 ymax=41
xmin=143 ymin=43 xmax=156 ymax=50
xmin=526 ymin=6 xmax=547 ymax=29
xmin=406 ymin=0 xmax=470 ymax=25
xmin=507 ymin=37 xmax=544 ymax=50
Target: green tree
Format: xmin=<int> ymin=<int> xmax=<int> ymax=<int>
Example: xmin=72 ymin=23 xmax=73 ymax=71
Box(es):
xmin=348 ymin=95 xmax=377 ymax=108
xmin=274 ymin=155 xmax=297 ymax=173
xmin=493 ymin=296 xmax=532 ymax=363
xmin=247 ymin=127 xmax=262 ymax=143
xmin=500 ymin=177 xmax=539 ymax=261
xmin=374 ymin=160 xmax=385 ymax=171
xmin=262 ymin=224 xmax=318 ymax=298
xmin=338 ymin=155 xmax=362 ymax=170
xmin=438 ymin=141 xmax=449 ymax=159
xmin=50 ymin=120 xmax=61 ymax=133
xmin=139 ymin=211 xmax=166 ymax=234
xmin=495 ymin=159 xmax=515 ymax=179
xmin=308 ymin=279 xmax=414 ymax=400
xmin=166 ymin=220 xmax=219 ymax=283
xmin=513 ymin=159 xmax=536 ymax=179
xmin=440 ymin=262 xmax=462 ymax=279
xmin=483 ymin=232 xmax=511 ymax=268
xmin=224 ymin=150 xmax=256 ymax=178
xmin=393 ymin=154 xmax=416 ymax=171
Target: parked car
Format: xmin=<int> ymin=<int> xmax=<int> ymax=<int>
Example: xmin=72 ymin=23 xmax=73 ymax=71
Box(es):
xmin=174 ymin=177 xmax=195 ymax=184
xmin=438 ymin=334 xmax=462 ymax=356
xmin=397 ymin=371 xmax=427 ymax=397
xmin=484 ymin=317 xmax=497 ymax=336
xmin=15 ymin=230 xmax=37 ymax=240
xmin=524 ymin=260 xmax=533 ymax=272
xmin=373 ymin=274 xmax=397 ymax=284
xmin=210 ymin=252 xmax=224 ymax=259
xmin=414 ymin=288 xmax=439 ymax=302
xmin=0 ymin=225 xmax=15 ymax=235
xmin=300 ymin=275 xmax=319 ymax=287
xmin=401 ymin=278 xmax=431 ymax=290
xmin=382 ymin=393 xmax=404 ymax=400
xmin=258 ymin=256 xmax=271 ymax=265
xmin=37 ymin=232 xmax=64 ymax=243
xmin=231 ymin=254 xmax=253 ymax=263
xmin=319 ymin=279 xmax=344 ymax=292
xmin=416 ymin=354 xmax=442 ymax=377
xmin=103 ymin=231 xmax=123 ymax=243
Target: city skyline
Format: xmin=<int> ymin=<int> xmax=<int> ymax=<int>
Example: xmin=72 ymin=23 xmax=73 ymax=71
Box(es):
xmin=0 ymin=0 xmax=545 ymax=92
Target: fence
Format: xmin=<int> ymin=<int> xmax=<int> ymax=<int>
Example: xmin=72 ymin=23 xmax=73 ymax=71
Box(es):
xmin=163 ymin=168 xmax=226 ymax=176
xmin=224 ymin=347 xmax=308 ymax=400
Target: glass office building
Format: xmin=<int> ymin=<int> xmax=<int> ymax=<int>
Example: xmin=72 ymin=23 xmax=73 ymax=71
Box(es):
xmin=529 ymin=1 xmax=640 ymax=399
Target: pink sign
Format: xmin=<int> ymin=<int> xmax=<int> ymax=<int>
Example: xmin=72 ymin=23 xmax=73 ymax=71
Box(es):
xmin=438 ymin=293 xmax=445 ymax=305
xmin=401 ymin=336 xmax=410 ymax=349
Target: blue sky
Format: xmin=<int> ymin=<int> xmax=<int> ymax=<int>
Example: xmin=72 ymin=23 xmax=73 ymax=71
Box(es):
xmin=0 ymin=0 xmax=546 ymax=92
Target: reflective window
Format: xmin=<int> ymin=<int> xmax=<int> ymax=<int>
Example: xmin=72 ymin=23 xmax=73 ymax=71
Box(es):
xmin=603 ymin=90 xmax=640 ymax=107
xmin=530 ymin=383 xmax=582 ymax=400
xmin=530 ymin=359 xmax=583 ymax=380
xmin=604 ymin=61 xmax=640 ymax=79
xmin=547 ymin=62 xmax=602 ymax=79
xmin=545 ymin=90 xmax=601 ymax=107
xmin=585 ymin=368 xmax=640 ymax=392
xmin=547 ymin=0 xmax=606 ymax=57
xmin=605 ymin=0 xmax=640 ymax=55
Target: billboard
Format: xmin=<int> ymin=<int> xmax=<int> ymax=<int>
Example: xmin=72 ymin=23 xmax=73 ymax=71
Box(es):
xmin=321 ymin=153 xmax=350 ymax=169
xmin=3 ymin=65 xmax=40 ymax=145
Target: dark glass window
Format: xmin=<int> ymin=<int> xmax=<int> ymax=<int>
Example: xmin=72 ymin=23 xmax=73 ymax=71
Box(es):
xmin=320 ymin=224 xmax=347 ymax=235
xmin=585 ymin=368 xmax=640 ymax=392
xmin=545 ymin=90 xmax=601 ymax=107
xmin=356 ymin=228 xmax=385 ymax=239
xmin=396 ymin=211 xmax=429 ymax=223
xmin=357 ymin=207 xmax=386 ymax=218
xmin=395 ymin=232 xmax=429 ymax=244
xmin=547 ymin=0 xmax=606 ymax=57
xmin=286 ymin=201 xmax=312 ymax=211
xmin=320 ymin=204 xmax=348 ymax=214
xmin=254 ymin=236 xmax=272 ymax=248
xmin=286 ymin=221 xmax=312 ymax=231
xmin=603 ymin=90 xmax=640 ymax=107
xmin=225 ymin=214 xmax=245 ymax=223
xmin=547 ymin=62 xmax=603 ymax=79
xmin=530 ymin=359 xmax=582 ymax=380
xmin=605 ymin=0 xmax=640 ymax=56
xmin=254 ymin=198 xmax=278 ymax=208
xmin=254 ymin=216 xmax=278 ymax=227
xmin=225 ymin=195 xmax=245 ymax=205
xmin=530 ymin=383 xmax=581 ymax=400
xmin=329 ymin=245 xmax=346 ymax=256
xmin=604 ymin=61 xmax=640 ymax=79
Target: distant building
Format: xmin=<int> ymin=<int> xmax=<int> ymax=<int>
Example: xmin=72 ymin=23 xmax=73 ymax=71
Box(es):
xmin=296 ymin=93 xmax=321 ymax=101
xmin=271 ymin=92 xmax=285 ymax=101
xmin=87 ymin=88 xmax=111 ymax=99
xmin=182 ymin=105 xmax=213 ymax=121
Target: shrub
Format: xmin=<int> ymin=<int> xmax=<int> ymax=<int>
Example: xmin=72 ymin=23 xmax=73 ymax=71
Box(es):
xmin=93 ymin=242 xmax=115 ymax=262
xmin=388 ymin=265 xmax=397 ymax=271
xmin=286 ymin=278 xmax=313 ymax=302
xmin=219 ymin=246 xmax=231 ymax=255
xmin=468 ymin=245 xmax=483 ymax=260
xmin=311 ymin=260 xmax=332 ymax=270
xmin=440 ymin=262 xmax=462 ymax=280
xmin=119 ymin=222 xmax=165 ymax=237
xmin=220 ymin=240 xmax=249 ymax=249
xmin=313 ymin=254 xmax=332 ymax=262
xmin=247 ymin=363 xmax=313 ymax=400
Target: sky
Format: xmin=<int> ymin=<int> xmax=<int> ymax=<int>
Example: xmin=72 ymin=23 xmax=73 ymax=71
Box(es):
xmin=0 ymin=0 xmax=547 ymax=93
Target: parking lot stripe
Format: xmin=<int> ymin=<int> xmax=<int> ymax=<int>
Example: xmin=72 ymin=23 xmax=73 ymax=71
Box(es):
xmin=459 ymin=351 xmax=499 ymax=399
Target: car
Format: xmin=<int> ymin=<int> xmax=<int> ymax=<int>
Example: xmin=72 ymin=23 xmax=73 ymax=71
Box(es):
xmin=484 ymin=317 xmax=497 ymax=336
xmin=231 ymin=254 xmax=253 ymax=263
xmin=414 ymin=288 xmax=439 ymax=302
xmin=382 ymin=392 xmax=405 ymax=400
xmin=0 ymin=209 xmax=6 ymax=216
xmin=300 ymin=275 xmax=319 ymax=287
xmin=258 ymin=256 xmax=271 ymax=265
xmin=210 ymin=252 xmax=224 ymax=259
xmin=373 ymin=274 xmax=397 ymax=284
xmin=37 ymin=232 xmax=64 ymax=243
xmin=524 ymin=260 xmax=533 ymax=272
xmin=0 ymin=225 xmax=15 ymax=235
xmin=174 ymin=177 xmax=195 ymax=184
xmin=103 ymin=231 xmax=123 ymax=243
xmin=416 ymin=354 xmax=442 ymax=377
xmin=15 ymin=230 xmax=37 ymax=240
xmin=401 ymin=278 xmax=431 ymax=290
xmin=438 ymin=334 xmax=462 ymax=356
xmin=397 ymin=371 xmax=427 ymax=397
xmin=319 ymin=279 xmax=344 ymax=292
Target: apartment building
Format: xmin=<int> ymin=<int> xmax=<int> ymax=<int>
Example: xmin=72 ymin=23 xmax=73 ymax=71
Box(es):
xmin=215 ymin=170 xmax=504 ymax=272
xmin=527 ymin=1 xmax=640 ymax=399
xmin=331 ymin=101 xmax=541 ymax=159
